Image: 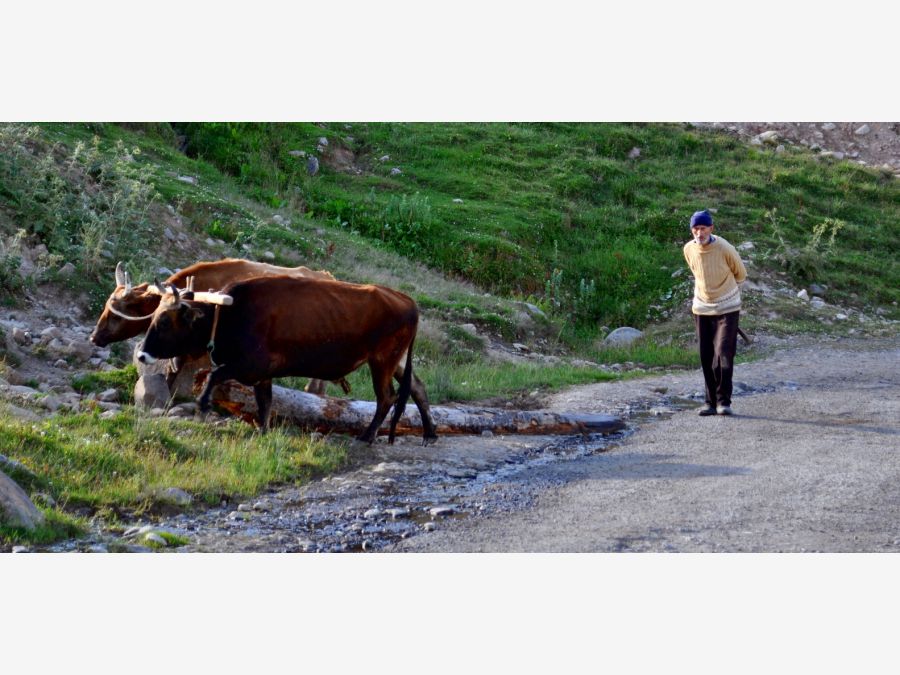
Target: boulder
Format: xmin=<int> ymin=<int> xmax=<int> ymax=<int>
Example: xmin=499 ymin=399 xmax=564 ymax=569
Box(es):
xmin=40 ymin=326 xmax=61 ymax=342
xmin=97 ymin=388 xmax=119 ymax=402
xmin=12 ymin=327 xmax=29 ymax=345
xmin=603 ymin=327 xmax=644 ymax=345
xmin=0 ymin=469 xmax=45 ymax=530
xmin=157 ymin=487 xmax=193 ymax=507
xmin=66 ymin=339 xmax=94 ymax=362
xmin=517 ymin=302 xmax=546 ymax=319
xmin=134 ymin=374 xmax=171 ymax=409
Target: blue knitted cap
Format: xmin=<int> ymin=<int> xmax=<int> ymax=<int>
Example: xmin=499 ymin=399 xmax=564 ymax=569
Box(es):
xmin=690 ymin=209 xmax=713 ymax=227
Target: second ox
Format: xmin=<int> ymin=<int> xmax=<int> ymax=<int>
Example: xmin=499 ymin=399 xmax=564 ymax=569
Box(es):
xmin=137 ymin=275 xmax=439 ymax=445
xmin=89 ymin=258 xmax=346 ymax=396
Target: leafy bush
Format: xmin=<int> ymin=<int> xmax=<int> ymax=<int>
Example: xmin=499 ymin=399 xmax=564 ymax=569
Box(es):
xmin=0 ymin=247 xmax=23 ymax=294
xmin=0 ymin=125 xmax=159 ymax=277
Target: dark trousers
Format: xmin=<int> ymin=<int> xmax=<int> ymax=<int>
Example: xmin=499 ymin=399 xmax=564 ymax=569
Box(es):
xmin=694 ymin=311 xmax=740 ymax=407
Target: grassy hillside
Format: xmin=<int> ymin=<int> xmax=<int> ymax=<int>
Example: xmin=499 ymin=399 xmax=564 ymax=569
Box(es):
xmin=3 ymin=122 xmax=898 ymax=332
xmin=171 ymin=122 xmax=900 ymax=328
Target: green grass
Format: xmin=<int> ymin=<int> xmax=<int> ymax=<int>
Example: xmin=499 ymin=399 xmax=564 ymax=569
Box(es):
xmin=0 ymin=509 xmax=85 ymax=547
xmin=171 ymin=122 xmax=900 ymax=327
xmin=72 ymin=365 xmax=139 ymax=404
xmin=0 ymin=407 xmax=349 ymax=519
xmin=284 ymin=337 xmax=694 ymax=405
xmin=6 ymin=121 xmax=898 ymax=335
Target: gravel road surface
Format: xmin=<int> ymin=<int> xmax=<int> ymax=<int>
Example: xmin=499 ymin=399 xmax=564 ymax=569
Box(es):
xmin=392 ymin=336 xmax=900 ymax=552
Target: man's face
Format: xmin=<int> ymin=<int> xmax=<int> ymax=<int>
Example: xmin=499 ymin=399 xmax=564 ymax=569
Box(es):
xmin=691 ymin=224 xmax=714 ymax=245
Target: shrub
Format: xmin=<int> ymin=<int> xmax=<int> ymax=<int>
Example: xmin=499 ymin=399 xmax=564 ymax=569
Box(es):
xmin=0 ymin=125 xmax=160 ymax=277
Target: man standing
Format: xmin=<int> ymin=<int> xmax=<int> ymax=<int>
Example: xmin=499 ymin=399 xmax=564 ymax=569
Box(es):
xmin=683 ymin=209 xmax=748 ymax=416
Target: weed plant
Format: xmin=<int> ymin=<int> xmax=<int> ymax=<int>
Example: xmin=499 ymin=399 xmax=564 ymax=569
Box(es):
xmin=0 ymin=124 xmax=159 ymax=279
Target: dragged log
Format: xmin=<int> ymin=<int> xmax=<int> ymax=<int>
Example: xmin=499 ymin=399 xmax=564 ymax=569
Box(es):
xmin=210 ymin=381 xmax=625 ymax=438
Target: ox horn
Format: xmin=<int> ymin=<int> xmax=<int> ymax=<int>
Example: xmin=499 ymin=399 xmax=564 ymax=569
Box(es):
xmin=166 ymin=283 xmax=181 ymax=306
xmin=115 ymin=261 xmax=126 ymax=287
xmin=123 ymin=270 xmax=133 ymax=295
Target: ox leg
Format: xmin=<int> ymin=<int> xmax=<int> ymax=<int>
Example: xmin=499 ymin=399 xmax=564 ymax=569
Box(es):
xmin=304 ymin=378 xmax=327 ymax=396
xmin=197 ymin=364 xmax=236 ymax=414
xmin=393 ymin=365 xmax=438 ymax=446
xmin=357 ymin=363 xmax=397 ymax=444
xmin=410 ymin=373 xmax=438 ymax=445
xmin=336 ymin=377 xmax=352 ymax=395
xmin=253 ymin=379 xmax=274 ymax=432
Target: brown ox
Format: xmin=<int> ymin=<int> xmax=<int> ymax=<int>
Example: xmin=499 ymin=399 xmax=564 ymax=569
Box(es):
xmin=137 ymin=276 xmax=438 ymax=445
xmin=89 ymin=259 xmax=345 ymax=395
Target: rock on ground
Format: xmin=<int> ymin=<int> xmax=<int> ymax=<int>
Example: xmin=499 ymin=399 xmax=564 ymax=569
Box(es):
xmin=603 ymin=327 xmax=644 ymax=345
xmin=0 ymin=470 xmax=46 ymax=530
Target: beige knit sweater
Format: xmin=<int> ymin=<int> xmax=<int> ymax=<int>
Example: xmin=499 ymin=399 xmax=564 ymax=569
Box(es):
xmin=683 ymin=236 xmax=748 ymax=315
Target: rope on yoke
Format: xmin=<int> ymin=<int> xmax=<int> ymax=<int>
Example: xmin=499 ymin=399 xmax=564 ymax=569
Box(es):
xmin=207 ymin=304 xmax=223 ymax=367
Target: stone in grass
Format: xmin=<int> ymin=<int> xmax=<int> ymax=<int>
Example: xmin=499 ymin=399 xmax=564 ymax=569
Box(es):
xmin=429 ymin=505 xmax=456 ymax=518
xmin=97 ymin=388 xmax=119 ymax=402
xmin=134 ymin=374 xmax=170 ymax=409
xmin=0 ymin=470 xmax=46 ymax=530
xmin=386 ymin=507 xmax=410 ymax=519
xmin=158 ymin=487 xmax=193 ymax=507
xmin=603 ymin=327 xmax=644 ymax=345
xmin=143 ymin=532 xmax=169 ymax=547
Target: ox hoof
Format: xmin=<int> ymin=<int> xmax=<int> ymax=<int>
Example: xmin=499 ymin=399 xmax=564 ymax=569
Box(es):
xmin=422 ymin=434 xmax=439 ymax=447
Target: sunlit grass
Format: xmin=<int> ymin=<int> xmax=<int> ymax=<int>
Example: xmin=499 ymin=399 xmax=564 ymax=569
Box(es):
xmin=0 ymin=408 xmax=349 ymax=516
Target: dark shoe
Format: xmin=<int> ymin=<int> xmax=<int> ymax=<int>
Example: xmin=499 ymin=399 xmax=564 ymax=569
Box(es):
xmin=716 ymin=405 xmax=733 ymax=415
xmin=697 ymin=405 xmax=716 ymax=416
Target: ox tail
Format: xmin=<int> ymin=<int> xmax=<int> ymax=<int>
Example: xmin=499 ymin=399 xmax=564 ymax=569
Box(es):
xmin=388 ymin=331 xmax=415 ymax=444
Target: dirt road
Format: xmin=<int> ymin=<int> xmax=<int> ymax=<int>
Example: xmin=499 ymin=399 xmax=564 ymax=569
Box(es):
xmin=391 ymin=336 xmax=900 ymax=552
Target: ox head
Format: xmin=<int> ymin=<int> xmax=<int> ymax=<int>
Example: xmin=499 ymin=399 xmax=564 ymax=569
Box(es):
xmin=137 ymin=284 xmax=209 ymax=364
xmin=89 ymin=262 xmax=162 ymax=346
